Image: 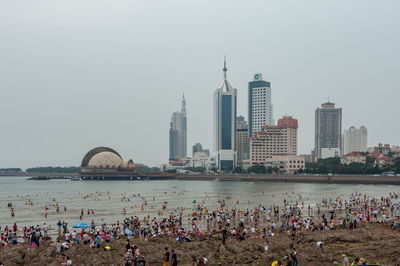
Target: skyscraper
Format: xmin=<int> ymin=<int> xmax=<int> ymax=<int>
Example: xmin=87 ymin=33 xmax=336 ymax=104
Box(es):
xmin=343 ymin=126 xmax=368 ymax=155
xmin=236 ymin=116 xmax=249 ymax=163
xmin=248 ymin=73 xmax=273 ymax=138
xmin=169 ymin=95 xmax=187 ymax=161
xmin=214 ymin=58 xmax=237 ymax=172
xmin=314 ymin=102 xmax=342 ymax=159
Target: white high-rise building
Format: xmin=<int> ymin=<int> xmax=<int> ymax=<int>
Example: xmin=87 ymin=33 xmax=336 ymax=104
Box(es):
xmin=213 ymin=58 xmax=237 ymax=172
xmin=248 ymin=73 xmax=273 ymax=137
xmin=343 ymin=126 xmax=368 ymax=155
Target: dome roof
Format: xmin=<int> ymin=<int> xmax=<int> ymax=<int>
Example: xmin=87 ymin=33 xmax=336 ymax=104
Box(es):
xmin=121 ymin=159 xmax=134 ymax=168
xmin=81 ymin=147 xmax=122 ymax=167
xmin=87 ymin=151 xmax=123 ymax=168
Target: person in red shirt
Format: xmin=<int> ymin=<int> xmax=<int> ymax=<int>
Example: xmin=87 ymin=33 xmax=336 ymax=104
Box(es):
xmin=80 ymin=229 xmax=85 ymax=241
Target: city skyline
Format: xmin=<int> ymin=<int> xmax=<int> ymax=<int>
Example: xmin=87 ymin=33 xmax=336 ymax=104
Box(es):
xmin=0 ymin=1 xmax=399 ymax=168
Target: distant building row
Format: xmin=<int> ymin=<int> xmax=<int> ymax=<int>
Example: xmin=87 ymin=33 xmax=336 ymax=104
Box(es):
xmin=168 ymin=59 xmax=375 ymax=173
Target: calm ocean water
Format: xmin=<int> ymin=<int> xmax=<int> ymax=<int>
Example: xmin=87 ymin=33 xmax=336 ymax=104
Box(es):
xmin=1 ymin=176 xmax=399 ymax=230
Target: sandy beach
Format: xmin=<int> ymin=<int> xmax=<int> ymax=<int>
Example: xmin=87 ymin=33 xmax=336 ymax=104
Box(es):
xmin=1 ymin=223 xmax=400 ymax=265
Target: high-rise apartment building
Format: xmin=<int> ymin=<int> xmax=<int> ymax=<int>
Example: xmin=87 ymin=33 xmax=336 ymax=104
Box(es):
xmin=343 ymin=126 xmax=367 ymax=155
xmin=214 ymin=59 xmax=237 ymax=172
xmin=314 ymin=102 xmax=342 ymax=159
xmin=236 ymin=116 xmax=249 ymax=163
xmin=169 ymin=95 xmax=187 ymax=161
xmin=248 ymin=73 xmax=273 ymax=138
xmin=250 ymin=116 xmax=298 ymax=165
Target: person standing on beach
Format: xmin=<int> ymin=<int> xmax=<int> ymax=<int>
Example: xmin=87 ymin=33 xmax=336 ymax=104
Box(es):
xmin=43 ymin=223 xmax=48 ymax=237
xmin=35 ymin=229 xmax=41 ymax=247
xmin=163 ymin=247 xmax=170 ymax=266
xmin=65 ymin=231 xmax=70 ymax=243
xmin=66 ymin=256 xmax=72 ymax=265
xmin=342 ymin=254 xmax=349 ymax=266
xmin=57 ymin=221 xmax=62 ymax=235
xmin=96 ymin=234 xmax=102 ymax=248
xmin=171 ymin=249 xmax=178 ymax=266
xmin=124 ymin=249 xmax=133 ymax=266
xmin=290 ymin=248 xmax=298 ymax=266
xmin=222 ymin=227 xmax=227 ymax=245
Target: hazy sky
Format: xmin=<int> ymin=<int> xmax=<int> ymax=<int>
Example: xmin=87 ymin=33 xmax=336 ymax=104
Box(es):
xmin=0 ymin=1 xmax=399 ymax=169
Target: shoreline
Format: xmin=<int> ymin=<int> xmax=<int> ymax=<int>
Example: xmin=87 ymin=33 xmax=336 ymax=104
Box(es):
xmin=176 ymin=174 xmax=400 ymax=185
xmin=2 ymin=173 xmax=400 ymax=185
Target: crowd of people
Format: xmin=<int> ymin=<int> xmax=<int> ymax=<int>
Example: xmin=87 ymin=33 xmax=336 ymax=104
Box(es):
xmin=1 ymin=191 xmax=399 ymax=265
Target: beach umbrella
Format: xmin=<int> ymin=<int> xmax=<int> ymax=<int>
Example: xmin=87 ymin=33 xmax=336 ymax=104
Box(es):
xmin=125 ymin=229 xmax=133 ymax=236
xmin=73 ymin=222 xmax=91 ymax=228
xmin=372 ymin=210 xmax=379 ymax=215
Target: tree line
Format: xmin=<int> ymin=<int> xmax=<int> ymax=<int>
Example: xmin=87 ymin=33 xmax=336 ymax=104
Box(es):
xmin=304 ymin=157 xmax=400 ymax=175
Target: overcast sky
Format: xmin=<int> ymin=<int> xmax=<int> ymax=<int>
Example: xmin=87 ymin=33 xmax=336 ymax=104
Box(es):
xmin=0 ymin=1 xmax=399 ymax=169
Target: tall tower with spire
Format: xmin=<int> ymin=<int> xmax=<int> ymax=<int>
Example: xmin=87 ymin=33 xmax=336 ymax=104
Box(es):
xmin=213 ymin=57 xmax=237 ymax=172
xmin=169 ymin=95 xmax=187 ymax=161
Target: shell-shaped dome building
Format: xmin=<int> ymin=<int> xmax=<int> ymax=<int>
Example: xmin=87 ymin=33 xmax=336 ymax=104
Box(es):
xmin=80 ymin=147 xmax=136 ymax=175
xmin=79 ymin=147 xmax=175 ymax=180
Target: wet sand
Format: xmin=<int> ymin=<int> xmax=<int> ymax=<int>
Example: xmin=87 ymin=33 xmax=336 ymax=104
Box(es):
xmin=1 ymin=223 xmax=399 ymax=265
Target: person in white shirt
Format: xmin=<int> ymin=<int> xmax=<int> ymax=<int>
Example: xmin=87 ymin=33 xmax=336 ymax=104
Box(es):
xmin=83 ymin=233 xmax=89 ymax=244
xmin=43 ymin=223 xmax=48 ymax=237
xmin=71 ymin=231 xmax=77 ymax=243
xmin=342 ymin=254 xmax=349 ymax=266
xmin=65 ymin=231 xmax=70 ymax=242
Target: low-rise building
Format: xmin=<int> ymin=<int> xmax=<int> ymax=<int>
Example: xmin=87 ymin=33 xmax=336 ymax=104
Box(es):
xmin=341 ymin=152 xmax=366 ymax=165
xmin=190 ymin=152 xmax=211 ymax=170
xmin=320 ymin=148 xmax=340 ymax=159
xmin=264 ymin=155 xmax=305 ymax=172
xmin=368 ymin=151 xmax=392 ymax=167
xmin=250 ymin=116 xmax=298 ymax=165
xmin=373 ymin=143 xmax=391 ymax=156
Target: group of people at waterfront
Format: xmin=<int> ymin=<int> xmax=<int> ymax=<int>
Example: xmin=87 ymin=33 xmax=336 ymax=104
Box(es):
xmin=1 ymin=190 xmax=400 ymax=265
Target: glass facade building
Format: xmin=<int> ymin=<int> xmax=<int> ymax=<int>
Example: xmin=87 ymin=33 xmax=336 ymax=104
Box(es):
xmin=213 ymin=59 xmax=237 ymax=172
xmin=221 ymin=95 xmax=232 ymax=150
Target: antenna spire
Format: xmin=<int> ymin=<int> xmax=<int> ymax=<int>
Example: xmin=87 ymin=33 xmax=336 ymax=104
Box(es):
xmin=181 ymin=93 xmax=186 ymax=113
xmin=223 ymin=55 xmax=227 ymax=80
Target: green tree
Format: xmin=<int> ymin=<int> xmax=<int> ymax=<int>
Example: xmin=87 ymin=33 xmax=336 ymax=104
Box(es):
xmin=248 ymin=164 xmax=266 ymax=174
xmin=233 ymin=166 xmax=244 ymax=174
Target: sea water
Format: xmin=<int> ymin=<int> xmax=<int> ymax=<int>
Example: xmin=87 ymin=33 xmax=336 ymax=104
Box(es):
xmin=1 ymin=176 xmax=399 ymax=231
